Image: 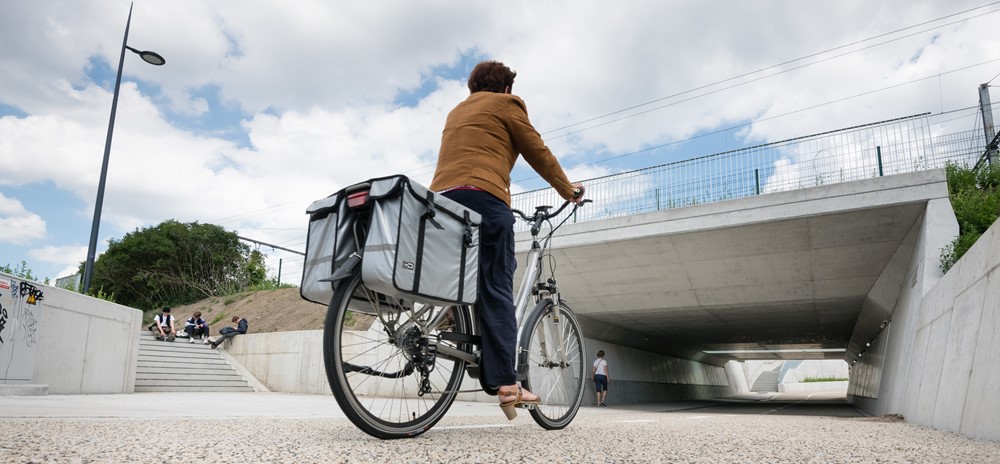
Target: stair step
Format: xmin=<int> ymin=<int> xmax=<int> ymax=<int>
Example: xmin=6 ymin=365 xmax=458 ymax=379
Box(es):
xmin=135 ymin=332 xmax=252 ymax=392
xmin=135 ymin=372 xmax=244 ymax=385
xmin=139 ymin=341 xmax=217 ymax=350
xmin=137 ymin=365 xmax=231 ymax=373
xmin=138 ymin=359 xmax=230 ymax=368
xmin=135 ymin=385 xmax=254 ymax=393
xmin=135 ymin=377 xmax=247 ymax=386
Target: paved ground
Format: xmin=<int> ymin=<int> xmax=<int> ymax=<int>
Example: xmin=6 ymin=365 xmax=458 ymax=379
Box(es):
xmin=2 ymin=391 xmax=998 ymax=463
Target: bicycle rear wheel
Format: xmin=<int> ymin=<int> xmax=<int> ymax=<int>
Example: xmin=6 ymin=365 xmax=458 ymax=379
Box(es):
xmin=324 ymin=273 xmax=471 ymax=439
xmin=518 ymin=299 xmax=586 ymax=429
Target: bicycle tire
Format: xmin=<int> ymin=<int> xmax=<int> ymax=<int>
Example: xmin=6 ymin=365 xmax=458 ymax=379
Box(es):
xmin=518 ymin=299 xmax=586 ymax=430
xmin=324 ymin=272 xmax=471 ymax=439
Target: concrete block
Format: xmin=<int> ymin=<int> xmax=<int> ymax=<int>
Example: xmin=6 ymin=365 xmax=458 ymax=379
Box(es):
xmin=988 ymin=220 xmax=1000 ymax=276
xmin=81 ymin=318 xmax=135 ymax=393
xmin=812 ymin=242 xmax=897 ymax=280
xmin=932 ymin=277 xmax=987 ymax=432
xmin=918 ymin=198 xmax=959 ymax=291
xmin=911 ymin=315 xmax=951 ymax=425
xmin=35 ymin=309 xmax=88 ymax=394
xmin=587 ymin=290 xmax=699 ymax=312
xmin=961 ymin=269 xmax=1000 ymax=441
xmin=684 ymin=251 xmax=812 ymax=289
xmin=297 ymin=331 xmax=328 ymax=394
xmin=956 ymin=229 xmax=992 ymax=292
xmin=918 ymin=268 xmax=958 ymax=329
xmin=813 ymin=277 xmax=874 ymax=299
xmin=670 ymin=219 xmax=811 ymax=262
xmin=695 ymin=282 xmax=813 ymax=306
xmin=577 ymin=263 xmax=691 ymax=294
xmin=0 ymin=384 xmax=48 ymax=395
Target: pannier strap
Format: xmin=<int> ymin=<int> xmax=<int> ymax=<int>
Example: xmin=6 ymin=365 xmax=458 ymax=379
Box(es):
xmin=463 ymin=211 xmax=475 ymax=248
xmin=422 ymin=190 xmax=443 ymax=230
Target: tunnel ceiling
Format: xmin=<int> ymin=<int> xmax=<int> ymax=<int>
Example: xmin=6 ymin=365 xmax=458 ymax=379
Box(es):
xmin=514 ymin=171 xmax=947 ymax=365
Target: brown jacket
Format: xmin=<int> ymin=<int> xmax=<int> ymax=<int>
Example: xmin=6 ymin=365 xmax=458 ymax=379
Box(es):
xmin=430 ymin=91 xmax=576 ymax=206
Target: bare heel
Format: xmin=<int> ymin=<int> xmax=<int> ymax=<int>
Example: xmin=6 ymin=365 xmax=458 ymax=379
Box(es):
xmin=499 ymin=402 xmax=517 ymax=420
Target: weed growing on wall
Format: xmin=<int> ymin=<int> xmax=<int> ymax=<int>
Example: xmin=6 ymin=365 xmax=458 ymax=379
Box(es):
xmin=940 ymin=162 xmax=1000 ymax=273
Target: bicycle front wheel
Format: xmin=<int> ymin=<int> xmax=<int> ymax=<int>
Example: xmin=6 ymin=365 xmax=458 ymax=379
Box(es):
xmin=518 ymin=299 xmax=586 ymax=430
xmin=324 ymin=273 xmax=471 ymax=439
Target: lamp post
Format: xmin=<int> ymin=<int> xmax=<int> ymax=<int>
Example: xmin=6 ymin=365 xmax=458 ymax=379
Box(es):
xmin=82 ymin=2 xmax=165 ymax=293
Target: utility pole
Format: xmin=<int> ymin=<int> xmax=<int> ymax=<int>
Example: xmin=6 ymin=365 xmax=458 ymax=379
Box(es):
xmin=980 ymin=83 xmax=996 ymax=165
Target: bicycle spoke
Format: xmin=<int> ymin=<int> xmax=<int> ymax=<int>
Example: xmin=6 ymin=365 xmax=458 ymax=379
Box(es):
xmin=522 ymin=302 xmax=585 ymax=430
xmin=326 ymin=274 xmax=470 ymax=438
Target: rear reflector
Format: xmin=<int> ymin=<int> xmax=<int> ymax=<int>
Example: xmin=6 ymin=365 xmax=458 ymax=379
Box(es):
xmin=347 ymin=191 xmax=369 ymax=208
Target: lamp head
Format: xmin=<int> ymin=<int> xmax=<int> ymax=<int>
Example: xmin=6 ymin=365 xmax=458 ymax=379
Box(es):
xmin=125 ymin=45 xmax=165 ymax=66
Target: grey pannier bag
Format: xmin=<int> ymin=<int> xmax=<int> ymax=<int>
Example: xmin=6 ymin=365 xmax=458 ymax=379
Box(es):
xmin=301 ymin=175 xmax=481 ymax=307
xmin=300 ymin=189 xmax=360 ymax=305
xmin=361 ymin=176 xmax=481 ymax=306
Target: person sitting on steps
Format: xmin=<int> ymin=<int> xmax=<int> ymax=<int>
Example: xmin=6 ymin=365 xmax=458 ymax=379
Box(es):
xmin=208 ymin=316 xmax=248 ymax=349
xmin=184 ymin=311 xmax=210 ymax=344
xmin=147 ymin=307 xmax=176 ymax=342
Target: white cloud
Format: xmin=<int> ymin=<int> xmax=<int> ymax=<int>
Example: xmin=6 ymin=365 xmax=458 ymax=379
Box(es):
xmin=28 ymin=245 xmax=88 ymax=279
xmin=0 ymin=193 xmax=46 ymax=245
xmin=2 ymin=0 xmax=1000 ymax=283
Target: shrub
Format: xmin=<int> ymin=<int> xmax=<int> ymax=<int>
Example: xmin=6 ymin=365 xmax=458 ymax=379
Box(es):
xmin=941 ymin=162 xmax=1000 ymax=273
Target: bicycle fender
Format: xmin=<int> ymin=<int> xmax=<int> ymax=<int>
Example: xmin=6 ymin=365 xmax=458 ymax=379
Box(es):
xmin=321 ymin=252 xmax=362 ymax=283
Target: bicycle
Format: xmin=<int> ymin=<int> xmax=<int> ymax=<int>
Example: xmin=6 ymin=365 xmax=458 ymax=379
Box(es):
xmin=322 ymin=181 xmax=589 ymax=439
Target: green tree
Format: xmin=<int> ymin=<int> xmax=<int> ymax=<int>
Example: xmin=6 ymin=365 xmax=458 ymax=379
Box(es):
xmin=1 ymin=261 xmax=37 ymax=280
xmin=85 ymin=220 xmax=268 ymax=309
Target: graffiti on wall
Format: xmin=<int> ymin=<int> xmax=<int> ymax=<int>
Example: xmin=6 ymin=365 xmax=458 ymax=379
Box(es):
xmin=0 ymin=276 xmax=42 ymax=382
xmin=19 ymin=281 xmax=44 ymax=305
xmin=0 ymin=301 xmax=6 ymax=343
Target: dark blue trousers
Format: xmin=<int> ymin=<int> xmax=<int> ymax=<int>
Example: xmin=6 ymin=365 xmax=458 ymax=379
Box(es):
xmin=442 ymin=189 xmax=517 ymax=387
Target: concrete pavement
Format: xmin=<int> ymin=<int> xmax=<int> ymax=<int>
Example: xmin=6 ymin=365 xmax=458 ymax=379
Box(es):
xmin=2 ymin=391 xmax=999 ymax=462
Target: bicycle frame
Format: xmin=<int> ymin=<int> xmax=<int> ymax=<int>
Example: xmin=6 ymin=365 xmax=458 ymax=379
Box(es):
xmin=436 ymin=201 xmax=584 ymax=379
xmin=510 ymin=200 xmax=586 ymax=377
xmin=323 ymin=182 xmax=588 ymax=437
xmin=336 ymin=183 xmax=582 ymax=384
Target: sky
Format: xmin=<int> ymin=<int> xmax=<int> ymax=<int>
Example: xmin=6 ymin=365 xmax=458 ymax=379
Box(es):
xmin=2 ymin=0 xmax=1000 ymax=287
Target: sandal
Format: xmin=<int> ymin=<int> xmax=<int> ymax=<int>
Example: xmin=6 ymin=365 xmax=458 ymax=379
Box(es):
xmin=498 ymin=386 xmax=540 ymax=420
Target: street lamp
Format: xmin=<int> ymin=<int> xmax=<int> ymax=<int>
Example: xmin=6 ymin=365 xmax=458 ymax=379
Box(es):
xmin=82 ymin=2 xmax=164 ymax=294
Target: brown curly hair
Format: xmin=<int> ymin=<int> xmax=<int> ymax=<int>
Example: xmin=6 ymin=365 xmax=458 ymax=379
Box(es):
xmin=467 ymin=60 xmax=517 ymax=93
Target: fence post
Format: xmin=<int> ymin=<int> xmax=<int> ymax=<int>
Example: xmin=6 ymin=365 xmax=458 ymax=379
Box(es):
xmin=754 ymin=169 xmax=760 ymax=195
xmin=876 ymin=146 xmax=884 ymax=176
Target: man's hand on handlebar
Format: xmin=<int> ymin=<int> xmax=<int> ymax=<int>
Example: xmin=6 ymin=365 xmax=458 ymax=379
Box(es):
xmin=570 ymin=182 xmax=586 ymax=205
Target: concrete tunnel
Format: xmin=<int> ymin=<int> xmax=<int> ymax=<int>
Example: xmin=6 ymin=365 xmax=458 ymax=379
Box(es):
xmin=512 ymin=169 xmax=956 ymax=408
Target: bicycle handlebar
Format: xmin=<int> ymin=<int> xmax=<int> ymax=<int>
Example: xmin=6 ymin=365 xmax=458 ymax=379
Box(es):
xmin=512 ymin=198 xmax=592 ymax=224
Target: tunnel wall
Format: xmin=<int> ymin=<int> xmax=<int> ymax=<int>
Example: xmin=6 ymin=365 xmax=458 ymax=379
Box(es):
xmin=849 ymin=200 xmax=1000 ymax=441
xmin=580 ymin=337 xmax=731 ymax=406
xmin=227 ymin=331 xmax=732 ymax=404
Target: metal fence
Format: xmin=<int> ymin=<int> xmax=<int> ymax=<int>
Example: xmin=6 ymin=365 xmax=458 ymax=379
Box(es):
xmin=511 ymin=113 xmax=987 ymax=227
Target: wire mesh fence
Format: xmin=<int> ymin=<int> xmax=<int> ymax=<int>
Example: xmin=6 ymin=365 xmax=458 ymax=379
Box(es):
xmin=511 ymin=113 xmax=988 ymax=228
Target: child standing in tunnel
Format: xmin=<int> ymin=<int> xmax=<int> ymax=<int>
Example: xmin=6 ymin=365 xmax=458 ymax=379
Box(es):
xmin=593 ymin=350 xmax=610 ymax=406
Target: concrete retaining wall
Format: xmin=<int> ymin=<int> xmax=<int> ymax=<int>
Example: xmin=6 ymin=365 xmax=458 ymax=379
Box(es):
xmin=849 ymin=203 xmax=1000 ymax=441
xmin=780 ymin=360 xmax=849 ymax=384
xmin=780 ymin=381 xmax=848 ymax=393
xmin=225 ymin=330 xmax=731 ymax=404
xmin=0 ymin=272 xmax=143 ymax=394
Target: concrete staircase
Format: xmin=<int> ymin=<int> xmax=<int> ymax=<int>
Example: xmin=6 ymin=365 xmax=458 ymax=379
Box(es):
xmin=751 ymin=366 xmax=781 ymax=393
xmin=135 ymin=333 xmax=254 ymax=392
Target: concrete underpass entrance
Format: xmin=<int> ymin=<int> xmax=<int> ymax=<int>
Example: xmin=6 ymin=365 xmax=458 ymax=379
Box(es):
xmin=510 ymin=165 xmax=1000 ymax=442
